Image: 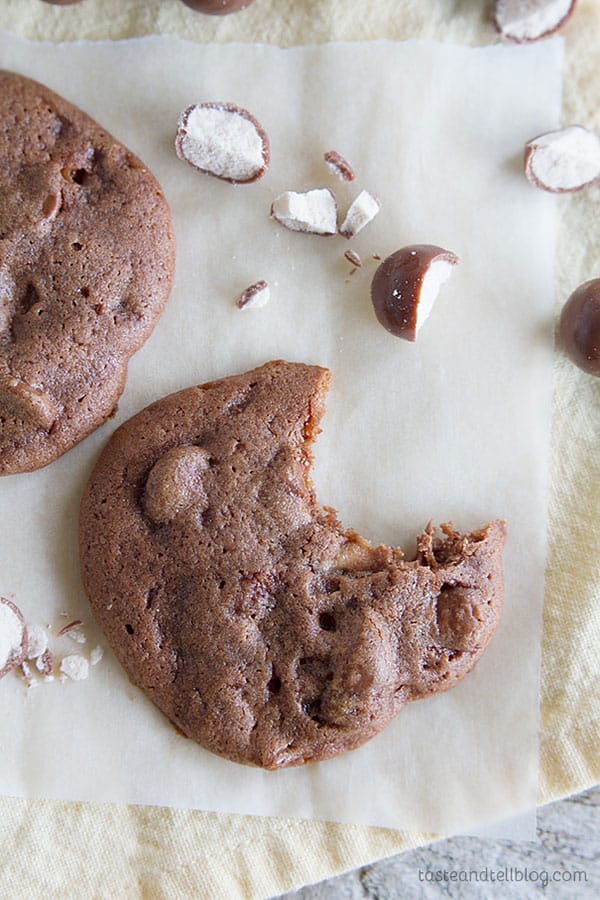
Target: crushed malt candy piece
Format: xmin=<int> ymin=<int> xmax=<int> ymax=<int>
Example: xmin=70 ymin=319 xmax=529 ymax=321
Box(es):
xmin=236 ymin=280 xmax=271 ymax=310
xmin=271 ymin=189 xmax=337 ymax=235
xmin=344 ymin=249 xmax=362 ymax=268
xmin=339 ymin=190 xmax=380 ymax=238
xmin=0 ymin=596 xmax=27 ymax=679
xmin=324 ymin=150 xmax=355 ymax=182
xmin=60 ymin=654 xmax=89 ymax=682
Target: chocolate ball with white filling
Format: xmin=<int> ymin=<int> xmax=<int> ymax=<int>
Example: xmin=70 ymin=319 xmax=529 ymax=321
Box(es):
xmin=370 ymin=245 xmax=459 ymax=341
xmin=179 ymin=0 xmax=255 ymax=15
xmin=559 ymin=279 xmax=600 ymax=376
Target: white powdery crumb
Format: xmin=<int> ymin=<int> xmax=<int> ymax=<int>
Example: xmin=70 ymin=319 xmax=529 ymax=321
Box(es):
xmin=19 ymin=660 xmax=35 ymax=689
xmin=60 ymin=654 xmax=89 ymax=682
xmin=0 ymin=600 xmax=25 ymax=671
xmin=26 ymin=624 xmax=48 ymax=660
xmin=66 ymin=625 xmax=86 ymax=645
xmin=339 ymin=190 xmax=380 ymax=238
xmin=236 ymin=280 xmax=270 ymax=310
xmin=495 ymin=0 xmax=574 ymax=41
xmin=90 ymin=646 xmax=104 ymax=666
xmin=526 ymin=126 xmax=600 ymax=191
xmin=179 ymin=105 xmax=265 ymax=182
xmin=271 ymin=189 xmax=337 ymax=235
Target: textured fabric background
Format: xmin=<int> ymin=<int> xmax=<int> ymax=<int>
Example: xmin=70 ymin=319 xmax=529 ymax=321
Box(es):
xmin=0 ymin=1 xmax=598 ymax=897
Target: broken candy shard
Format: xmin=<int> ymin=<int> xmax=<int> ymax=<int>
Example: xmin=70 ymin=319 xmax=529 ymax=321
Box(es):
xmin=175 ymin=102 xmax=270 ymax=183
xmin=344 ymin=249 xmax=362 ymax=268
xmin=26 ymin=624 xmax=49 ymax=660
xmin=236 ymin=280 xmax=270 ymax=310
xmin=0 ymin=596 xmax=27 ymax=679
xmin=60 ymin=654 xmax=89 ymax=681
xmin=271 ymin=189 xmax=338 ymax=235
xmin=524 ymin=125 xmax=600 ymax=193
xmin=339 ymin=190 xmax=380 ymax=239
xmin=324 ymin=150 xmax=355 ymax=182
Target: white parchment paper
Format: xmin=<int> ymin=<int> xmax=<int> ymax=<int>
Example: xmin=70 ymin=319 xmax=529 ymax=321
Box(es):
xmin=0 ymin=32 xmax=562 ymax=836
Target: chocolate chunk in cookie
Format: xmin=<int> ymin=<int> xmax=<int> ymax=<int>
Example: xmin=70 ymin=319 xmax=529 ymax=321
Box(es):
xmin=80 ymin=361 xmax=505 ymax=769
xmin=0 ymin=71 xmax=175 ymax=474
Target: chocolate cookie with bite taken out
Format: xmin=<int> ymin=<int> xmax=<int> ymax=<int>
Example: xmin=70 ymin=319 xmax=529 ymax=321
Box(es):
xmin=80 ymin=361 xmax=505 ymax=769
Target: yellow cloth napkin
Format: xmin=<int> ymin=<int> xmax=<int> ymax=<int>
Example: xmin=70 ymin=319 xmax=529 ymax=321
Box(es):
xmin=0 ymin=2 xmax=598 ymax=897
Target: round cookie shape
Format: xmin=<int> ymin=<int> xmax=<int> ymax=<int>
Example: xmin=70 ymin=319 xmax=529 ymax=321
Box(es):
xmin=0 ymin=71 xmax=175 ymax=474
xmin=80 ymin=360 xmax=506 ymax=769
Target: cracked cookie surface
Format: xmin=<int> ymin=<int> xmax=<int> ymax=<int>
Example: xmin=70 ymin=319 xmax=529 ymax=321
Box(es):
xmin=0 ymin=71 xmax=175 ymax=474
xmin=79 ymin=360 xmax=506 ymax=769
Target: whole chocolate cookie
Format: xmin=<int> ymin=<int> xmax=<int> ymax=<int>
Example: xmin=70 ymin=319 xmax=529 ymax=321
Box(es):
xmin=80 ymin=361 xmax=506 ymax=769
xmin=0 ymin=71 xmax=175 ymax=474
